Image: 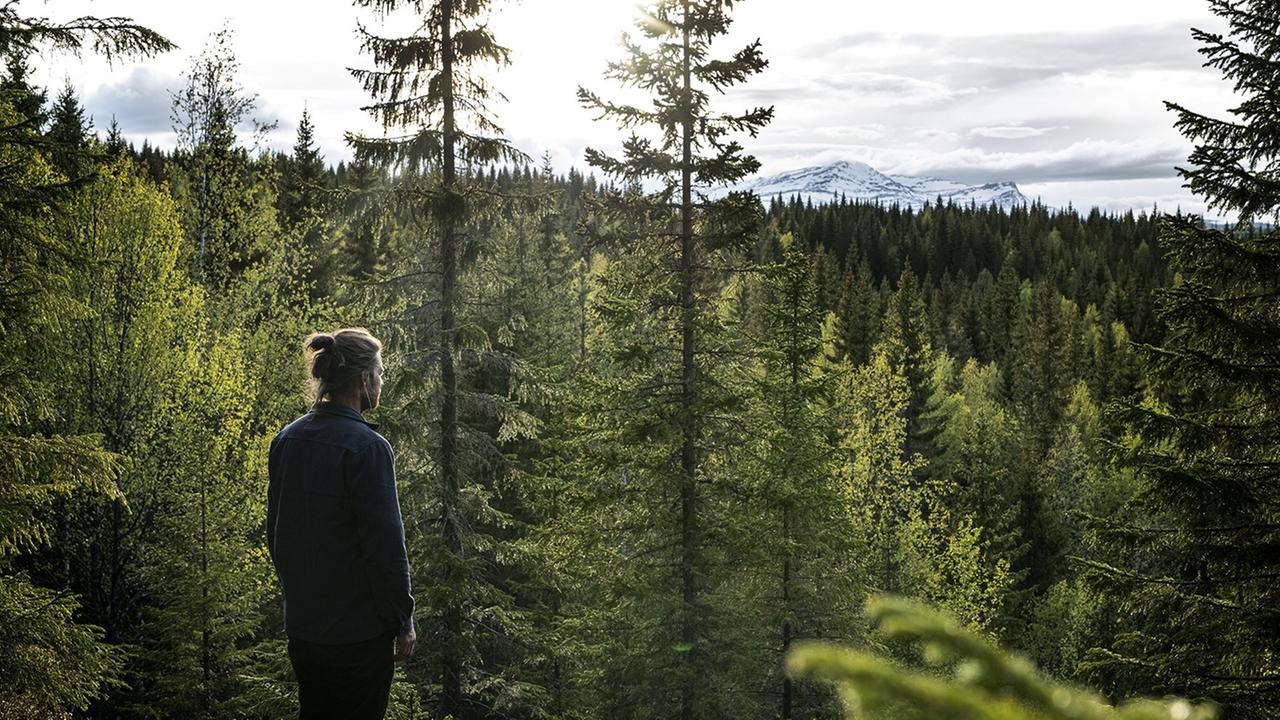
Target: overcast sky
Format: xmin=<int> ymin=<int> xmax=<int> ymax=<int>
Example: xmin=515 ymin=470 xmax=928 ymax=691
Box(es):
xmin=33 ymin=0 xmax=1236 ymax=216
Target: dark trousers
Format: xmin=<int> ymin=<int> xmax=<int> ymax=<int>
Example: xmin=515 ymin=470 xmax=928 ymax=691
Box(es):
xmin=288 ymin=631 xmax=395 ymax=720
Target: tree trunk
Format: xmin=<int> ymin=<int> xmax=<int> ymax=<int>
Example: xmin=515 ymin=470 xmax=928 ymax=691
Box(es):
xmin=679 ymin=4 xmax=699 ymax=720
xmin=439 ymin=0 xmax=464 ymax=716
xmin=782 ymin=504 xmax=793 ymax=720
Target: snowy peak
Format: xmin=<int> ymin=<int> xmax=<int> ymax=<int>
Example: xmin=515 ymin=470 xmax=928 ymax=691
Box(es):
xmin=748 ymin=160 xmax=913 ymax=203
xmin=720 ymin=161 xmax=1029 ymax=210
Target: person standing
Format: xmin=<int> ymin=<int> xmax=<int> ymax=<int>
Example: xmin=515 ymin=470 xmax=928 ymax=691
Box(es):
xmin=267 ymin=328 xmax=415 ymax=720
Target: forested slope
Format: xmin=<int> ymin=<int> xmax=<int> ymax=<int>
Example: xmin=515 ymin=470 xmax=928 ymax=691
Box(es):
xmin=1 ymin=1 xmax=1274 ymax=719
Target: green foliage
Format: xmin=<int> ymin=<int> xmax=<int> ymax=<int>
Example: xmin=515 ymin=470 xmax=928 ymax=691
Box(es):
xmin=834 ymin=254 xmax=880 ymax=365
xmin=349 ymin=1 xmax=551 ymax=717
xmin=0 ymin=1 xmax=173 ymax=64
xmin=561 ymin=2 xmax=775 ymax=717
xmin=875 ymin=264 xmax=934 ymax=459
xmin=788 ymin=595 xmax=1215 ymax=720
xmin=0 ymin=9 xmax=173 ymax=720
xmin=3 ymin=3 xmax=1255 ymax=718
xmin=170 ymin=26 xmax=277 ymax=289
xmin=132 ymin=329 xmax=272 ymax=719
xmin=835 ymin=355 xmax=1010 ymax=634
xmin=925 ymin=360 xmax=1024 ymax=562
xmin=1081 ymin=4 xmax=1280 ymax=717
xmin=734 ymin=234 xmax=851 ymax=718
xmin=348 ymin=0 xmax=522 ymax=172
xmin=0 ymin=575 xmax=124 ymax=720
xmin=0 ymin=8 xmax=172 ymax=713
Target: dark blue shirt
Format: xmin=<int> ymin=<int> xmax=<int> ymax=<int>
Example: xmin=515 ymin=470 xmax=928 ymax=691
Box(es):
xmin=267 ymin=402 xmax=414 ymax=644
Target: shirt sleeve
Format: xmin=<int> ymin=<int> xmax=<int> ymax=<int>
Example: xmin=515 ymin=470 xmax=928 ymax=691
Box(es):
xmin=266 ymin=434 xmax=280 ymax=567
xmin=348 ymin=436 xmax=415 ymax=634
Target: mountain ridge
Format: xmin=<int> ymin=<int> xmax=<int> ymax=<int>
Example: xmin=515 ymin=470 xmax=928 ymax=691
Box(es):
xmin=715 ymin=160 xmax=1029 ymax=210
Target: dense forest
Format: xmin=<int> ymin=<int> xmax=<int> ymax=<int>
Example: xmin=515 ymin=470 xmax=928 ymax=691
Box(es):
xmin=1 ymin=1 xmax=1276 ymax=719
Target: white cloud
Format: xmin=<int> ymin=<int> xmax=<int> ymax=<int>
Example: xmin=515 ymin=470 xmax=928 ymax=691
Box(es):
xmin=37 ymin=0 xmax=1232 ymax=218
xmin=815 ymin=72 xmax=980 ymax=107
xmin=915 ymin=128 xmax=960 ymax=143
xmin=1020 ymin=177 xmax=1214 ymax=218
xmin=969 ymin=124 xmax=1063 ymax=139
xmin=817 ymin=124 xmax=888 ymax=140
xmin=83 ymin=66 xmax=176 ymax=134
xmin=882 ymin=137 xmax=1188 ymax=183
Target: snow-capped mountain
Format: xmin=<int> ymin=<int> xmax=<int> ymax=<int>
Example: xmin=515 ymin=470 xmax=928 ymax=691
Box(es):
xmin=714 ymin=160 xmax=1028 ymax=210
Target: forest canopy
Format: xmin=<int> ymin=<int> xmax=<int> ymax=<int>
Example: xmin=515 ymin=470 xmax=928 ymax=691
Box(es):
xmin=0 ymin=0 xmax=1275 ymax=719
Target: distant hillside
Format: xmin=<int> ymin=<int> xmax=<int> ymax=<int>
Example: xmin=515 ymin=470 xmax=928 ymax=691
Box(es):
xmin=715 ymin=160 xmax=1029 ymax=210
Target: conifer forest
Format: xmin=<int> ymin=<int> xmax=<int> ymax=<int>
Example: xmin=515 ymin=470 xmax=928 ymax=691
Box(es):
xmin=1 ymin=0 xmax=1277 ymax=719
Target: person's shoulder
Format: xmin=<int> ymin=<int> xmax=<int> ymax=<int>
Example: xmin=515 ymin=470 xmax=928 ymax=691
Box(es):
xmin=275 ymin=410 xmax=316 ymax=440
xmin=354 ymin=427 xmax=393 ymax=457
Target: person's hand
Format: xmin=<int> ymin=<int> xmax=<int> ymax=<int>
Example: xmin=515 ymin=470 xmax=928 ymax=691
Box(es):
xmin=394 ymin=623 xmax=416 ymax=664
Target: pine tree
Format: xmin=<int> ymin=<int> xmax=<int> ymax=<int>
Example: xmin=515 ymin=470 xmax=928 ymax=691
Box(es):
xmin=279 ymin=106 xmax=326 ymax=229
xmin=0 ymin=51 xmax=46 ymax=129
xmin=985 ymin=253 xmax=1021 ymax=363
xmin=335 ymin=159 xmax=393 ymax=280
xmin=745 ymin=234 xmax=849 ymax=719
xmin=922 ymin=358 xmax=1028 ymax=620
xmin=0 ymin=6 xmax=171 ymax=717
xmin=279 ymin=107 xmax=337 ymax=297
xmin=348 ymin=1 xmax=540 ymax=716
xmin=1008 ymin=281 xmax=1071 ymax=453
xmin=875 ymin=263 xmax=934 ymax=461
xmin=573 ymin=2 xmax=771 ymax=716
xmin=46 ymin=82 xmax=90 ymax=178
xmin=134 ymin=328 xmax=272 ymax=719
xmin=834 ymin=354 xmax=1008 ymax=635
xmin=105 ymin=116 xmax=126 ymax=156
xmin=1081 ymin=4 xmax=1280 ymax=717
xmin=834 ymin=254 xmax=879 ymax=365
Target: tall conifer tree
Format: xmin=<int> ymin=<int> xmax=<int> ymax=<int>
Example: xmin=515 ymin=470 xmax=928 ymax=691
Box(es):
xmin=279 ymin=107 xmax=337 ymax=297
xmin=46 ymin=83 xmax=90 ymax=178
xmin=1082 ymin=4 xmax=1280 ymax=717
xmin=876 ymin=264 xmax=934 ymax=461
xmin=0 ymin=5 xmax=172 ymax=716
xmin=575 ymin=2 xmax=771 ymax=717
xmin=348 ymin=1 xmax=537 ymax=717
xmin=279 ymin=107 xmax=326 ymax=229
xmin=745 ymin=234 xmax=849 ymax=719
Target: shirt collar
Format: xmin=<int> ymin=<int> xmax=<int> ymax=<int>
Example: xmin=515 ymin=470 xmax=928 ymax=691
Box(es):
xmin=314 ymin=401 xmax=380 ymax=430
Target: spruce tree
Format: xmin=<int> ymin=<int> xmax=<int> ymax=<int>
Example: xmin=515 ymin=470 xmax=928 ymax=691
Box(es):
xmin=1008 ymin=281 xmax=1071 ymax=453
xmin=834 ymin=352 xmax=1008 ymax=635
xmin=170 ymin=27 xmax=274 ymax=290
xmin=745 ymin=234 xmax=849 ymax=719
xmin=348 ymin=1 xmax=538 ymax=717
xmin=279 ymin=107 xmax=337 ymax=297
xmin=1081 ymin=4 xmax=1280 ymax=717
xmin=922 ymin=358 xmax=1028 ymax=617
xmin=834 ymin=254 xmax=879 ymax=365
xmin=0 ymin=5 xmax=171 ymax=717
xmin=574 ymin=2 xmax=771 ymax=716
xmin=279 ymin=106 xmax=326 ymax=228
xmin=876 ymin=263 xmax=934 ymax=461
xmin=46 ymin=82 xmax=90 ymax=178
xmin=335 ymin=158 xmax=393 ymax=280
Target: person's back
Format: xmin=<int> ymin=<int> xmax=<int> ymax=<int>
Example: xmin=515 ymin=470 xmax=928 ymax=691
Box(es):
xmin=266 ymin=328 xmax=415 ymax=720
xmin=268 ymin=401 xmax=408 ymax=643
